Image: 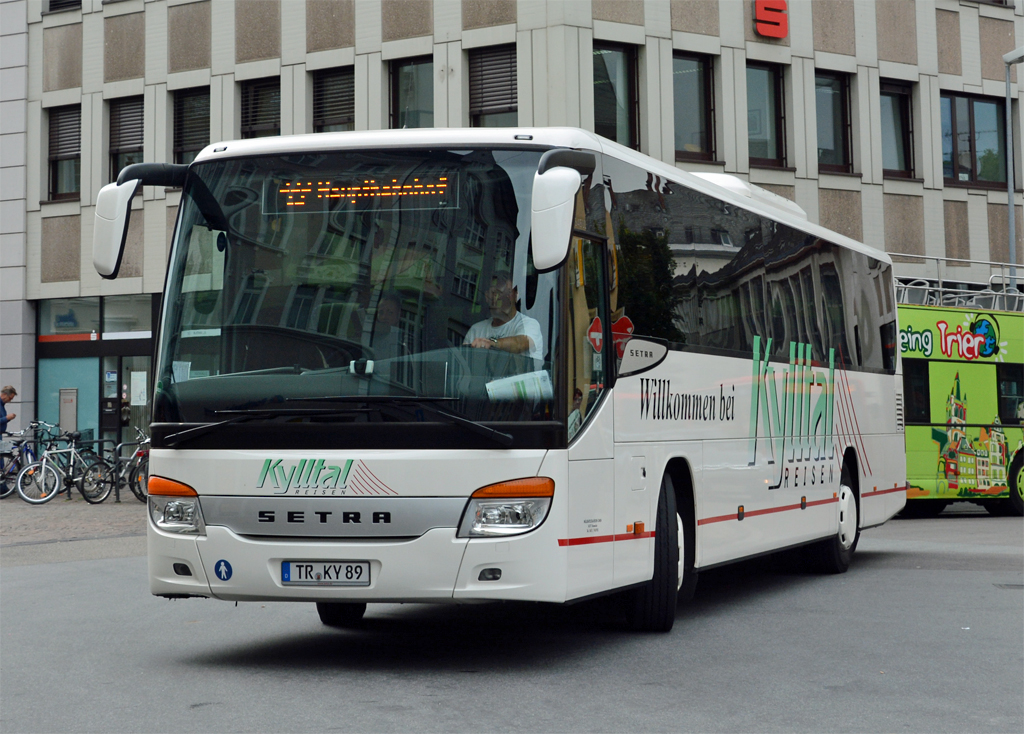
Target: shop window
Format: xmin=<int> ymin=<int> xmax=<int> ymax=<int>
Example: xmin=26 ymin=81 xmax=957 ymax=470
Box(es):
xmin=174 ymin=87 xmax=210 ymax=165
xmin=240 ymin=78 xmax=280 ymax=139
xmin=815 ymin=71 xmax=852 ymax=174
xmin=593 ymin=43 xmax=638 ymax=149
xmin=747 ymin=63 xmax=785 ymax=167
xmin=469 ymin=45 xmax=518 ymax=127
xmin=313 ymin=67 xmax=355 ymax=132
xmin=109 ymin=96 xmax=144 ymax=182
xmin=673 ymin=53 xmax=715 ymax=162
xmin=391 ymin=57 xmax=433 ymax=129
xmin=48 ymin=105 xmax=81 ymax=200
xmin=941 ymin=93 xmax=1006 ymax=185
xmin=102 ymin=294 xmax=153 ymax=339
xmin=881 ymin=81 xmax=913 ymax=178
xmin=38 ymin=298 xmax=100 ymax=341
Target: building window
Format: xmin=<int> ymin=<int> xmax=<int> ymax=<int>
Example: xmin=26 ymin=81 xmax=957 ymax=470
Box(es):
xmin=747 ymin=63 xmax=785 ymax=167
xmin=391 ymin=57 xmax=433 ymax=129
xmin=313 ymin=68 xmax=355 ymax=132
xmin=47 ymin=0 xmax=81 ymax=12
xmin=880 ymin=81 xmax=913 ymax=178
xmin=673 ymin=53 xmax=715 ymax=162
xmin=48 ymin=105 xmax=81 ymax=200
xmin=593 ymin=43 xmax=638 ymax=149
xmin=240 ymin=78 xmax=280 ymax=139
xmin=815 ymin=71 xmax=852 ymax=173
xmin=174 ymin=87 xmax=210 ymax=164
xmin=109 ymin=96 xmax=144 ymax=182
xmin=469 ymin=45 xmax=518 ymax=127
xmin=941 ymin=93 xmax=1006 ymax=185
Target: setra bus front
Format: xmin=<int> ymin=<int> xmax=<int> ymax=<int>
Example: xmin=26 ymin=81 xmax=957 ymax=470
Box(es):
xmin=92 ymin=129 xmax=596 ymax=615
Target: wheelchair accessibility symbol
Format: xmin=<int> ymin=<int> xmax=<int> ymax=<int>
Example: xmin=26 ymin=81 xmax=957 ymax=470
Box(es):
xmin=215 ymin=560 xmax=232 ymax=581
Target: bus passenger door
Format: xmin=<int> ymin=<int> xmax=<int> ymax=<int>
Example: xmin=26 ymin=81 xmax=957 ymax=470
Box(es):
xmin=565 ymin=236 xmax=616 ymax=600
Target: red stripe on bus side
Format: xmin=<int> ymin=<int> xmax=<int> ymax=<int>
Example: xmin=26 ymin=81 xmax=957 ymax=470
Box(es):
xmin=558 ymin=531 xmax=656 ymax=547
xmin=696 ymin=485 xmax=909 ymax=525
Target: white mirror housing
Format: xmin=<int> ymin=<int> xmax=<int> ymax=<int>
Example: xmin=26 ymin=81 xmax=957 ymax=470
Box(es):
xmin=530 ymin=167 xmax=582 ymax=272
xmin=93 ymin=179 xmax=140 ymax=279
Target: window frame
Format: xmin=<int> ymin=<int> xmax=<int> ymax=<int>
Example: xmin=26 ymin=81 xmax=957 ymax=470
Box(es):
xmin=468 ymin=44 xmax=518 ymax=128
xmin=390 ymin=56 xmax=434 ymax=130
xmin=47 ymin=105 xmax=81 ymax=202
xmin=593 ymin=42 xmax=639 ymax=150
xmin=313 ymin=67 xmax=355 ymax=133
xmin=941 ymin=91 xmax=1008 ymax=188
xmin=673 ymin=51 xmax=716 ymax=163
xmin=240 ymin=78 xmax=281 ymax=139
xmin=173 ymin=87 xmax=210 ymax=165
xmin=880 ymin=80 xmax=914 ymax=179
xmin=746 ymin=62 xmax=786 ymax=169
xmin=108 ymin=96 xmax=144 ymax=183
xmin=814 ymin=70 xmax=853 ymax=175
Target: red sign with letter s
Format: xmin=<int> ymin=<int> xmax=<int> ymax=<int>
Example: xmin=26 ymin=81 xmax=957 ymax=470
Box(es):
xmin=755 ymin=0 xmax=788 ymax=39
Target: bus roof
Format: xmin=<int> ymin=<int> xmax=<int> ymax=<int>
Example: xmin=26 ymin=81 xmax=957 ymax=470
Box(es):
xmin=191 ymin=126 xmax=892 ymax=267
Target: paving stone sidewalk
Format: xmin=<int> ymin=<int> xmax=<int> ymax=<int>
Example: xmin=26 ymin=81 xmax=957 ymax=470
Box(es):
xmin=0 ymin=491 xmax=147 ymax=547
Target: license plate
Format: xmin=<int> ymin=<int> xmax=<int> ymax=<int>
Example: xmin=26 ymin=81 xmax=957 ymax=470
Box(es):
xmin=281 ymin=561 xmax=370 ymax=587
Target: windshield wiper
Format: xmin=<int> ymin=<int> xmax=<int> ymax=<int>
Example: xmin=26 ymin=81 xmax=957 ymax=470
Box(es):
xmin=285 ymin=395 xmax=514 ymax=447
xmin=163 ymin=407 xmax=373 ymax=446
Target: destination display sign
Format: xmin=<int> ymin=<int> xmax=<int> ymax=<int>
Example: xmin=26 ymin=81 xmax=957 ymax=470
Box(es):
xmin=263 ymin=173 xmax=459 ymax=214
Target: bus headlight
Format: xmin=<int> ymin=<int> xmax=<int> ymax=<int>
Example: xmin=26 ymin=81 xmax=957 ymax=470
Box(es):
xmin=458 ymin=478 xmax=554 ymax=538
xmin=148 ymin=476 xmax=206 ymax=536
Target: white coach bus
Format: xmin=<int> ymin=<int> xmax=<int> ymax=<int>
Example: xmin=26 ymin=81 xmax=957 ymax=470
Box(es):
xmin=93 ymin=128 xmax=906 ymax=631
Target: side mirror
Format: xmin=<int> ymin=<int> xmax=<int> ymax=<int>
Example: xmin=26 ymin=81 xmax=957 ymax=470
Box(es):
xmin=530 ymin=149 xmax=595 ymax=273
xmin=93 ymin=179 xmax=140 ymax=279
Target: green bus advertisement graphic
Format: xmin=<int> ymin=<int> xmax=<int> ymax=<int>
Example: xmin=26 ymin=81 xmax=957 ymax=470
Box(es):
xmin=899 ymin=304 xmax=1024 ymax=515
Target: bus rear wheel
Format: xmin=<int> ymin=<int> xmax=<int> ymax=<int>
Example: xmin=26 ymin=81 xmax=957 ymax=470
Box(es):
xmin=316 ymin=602 xmax=366 ymax=628
xmin=1004 ymin=453 xmax=1024 ymax=517
xmin=810 ymin=466 xmax=858 ymax=574
xmin=625 ymin=474 xmax=680 ymax=632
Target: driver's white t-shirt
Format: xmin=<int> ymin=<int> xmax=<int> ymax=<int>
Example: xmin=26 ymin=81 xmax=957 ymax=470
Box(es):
xmin=464 ymin=311 xmax=544 ymax=362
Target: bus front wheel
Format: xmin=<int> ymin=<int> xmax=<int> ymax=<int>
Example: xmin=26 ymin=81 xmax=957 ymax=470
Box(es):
xmin=316 ymin=602 xmax=367 ymax=628
xmin=625 ymin=474 xmax=680 ymax=632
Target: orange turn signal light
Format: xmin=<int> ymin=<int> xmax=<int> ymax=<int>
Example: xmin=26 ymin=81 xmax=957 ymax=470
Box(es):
xmin=471 ymin=477 xmax=555 ymax=498
xmin=148 ymin=476 xmax=198 ymax=497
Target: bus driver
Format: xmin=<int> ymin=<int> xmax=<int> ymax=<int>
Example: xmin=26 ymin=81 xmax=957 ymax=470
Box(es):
xmin=465 ymin=272 xmax=543 ymax=362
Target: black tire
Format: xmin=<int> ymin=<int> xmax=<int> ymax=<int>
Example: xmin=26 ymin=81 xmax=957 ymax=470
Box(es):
xmin=78 ymin=459 xmax=112 ymax=504
xmin=16 ymin=461 xmax=60 ymax=504
xmin=316 ymin=602 xmax=367 ymax=628
xmin=1003 ymin=453 xmax=1023 ymax=517
xmin=129 ymin=457 xmax=148 ymax=502
xmin=626 ymin=474 xmax=679 ymax=632
xmin=899 ymin=499 xmax=949 ymax=518
xmin=1 ymin=454 xmax=22 ymax=498
xmin=810 ymin=465 xmax=859 ymax=574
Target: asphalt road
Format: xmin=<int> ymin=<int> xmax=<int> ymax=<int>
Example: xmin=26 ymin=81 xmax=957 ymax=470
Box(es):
xmin=0 ymin=499 xmax=1021 ymax=733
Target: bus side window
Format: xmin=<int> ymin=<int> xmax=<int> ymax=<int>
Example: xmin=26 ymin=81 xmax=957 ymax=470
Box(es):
xmin=996 ymin=363 xmax=1024 ymax=424
xmin=567 ymin=237 xmax=609 ymax=441
xmin=902 ymin=359 xmax=930 ymax=423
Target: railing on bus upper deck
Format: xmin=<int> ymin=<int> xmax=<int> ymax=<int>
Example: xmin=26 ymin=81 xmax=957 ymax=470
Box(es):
xmin=892 ymin=254 xmax=1023 ymax=313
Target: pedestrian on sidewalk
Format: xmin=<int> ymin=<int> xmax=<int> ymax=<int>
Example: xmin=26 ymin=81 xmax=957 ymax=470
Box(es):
xmin=0 ymin=386 xmax=16 ymax=433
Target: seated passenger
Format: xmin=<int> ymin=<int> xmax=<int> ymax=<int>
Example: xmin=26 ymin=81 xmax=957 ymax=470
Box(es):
xmin=465 ymin=271 xmax=543 ymax=361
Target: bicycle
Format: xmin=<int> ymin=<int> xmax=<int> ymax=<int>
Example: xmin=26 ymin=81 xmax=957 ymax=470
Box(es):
xmin=102 ymin=427 xmax=150 ymax=503
xmin=1 ymin=422 xmax=57 ymax=498
xmin=16 ymin=431 xmax=112 ymax=505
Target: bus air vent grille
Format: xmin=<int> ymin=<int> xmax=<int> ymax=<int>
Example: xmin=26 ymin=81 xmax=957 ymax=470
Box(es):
xmin=895 ymin=392 xmax=904 ymax=432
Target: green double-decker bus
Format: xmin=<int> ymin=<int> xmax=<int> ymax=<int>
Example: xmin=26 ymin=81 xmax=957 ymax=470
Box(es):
xmin=899 ymin=303 xmax=1023 ymax=516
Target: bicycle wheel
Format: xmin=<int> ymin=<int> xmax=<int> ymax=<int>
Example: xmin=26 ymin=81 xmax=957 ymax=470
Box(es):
xmin=1 ymin=453 xmax=22 ymax=498
xmin=78 ymin=458 xmax=113 ymax=504
xmin=128 ymin=457 xmax=148 ymax=502
xmin=17 ymin=461 xmax=60 ymax=504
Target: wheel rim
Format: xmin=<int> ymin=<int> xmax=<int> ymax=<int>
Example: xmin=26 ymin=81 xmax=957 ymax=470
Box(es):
xmin=838 ymin=483 xmax=857 ymax=550
xmin=1015 ymin=461 xmax=1023 ymax=501
xmin=676 ymin=513 xmax=684 ymax=591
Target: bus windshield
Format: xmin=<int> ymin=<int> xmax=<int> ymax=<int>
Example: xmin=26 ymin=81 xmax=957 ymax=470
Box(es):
xmin=154 ymin=148 xmax=560 ymax=427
